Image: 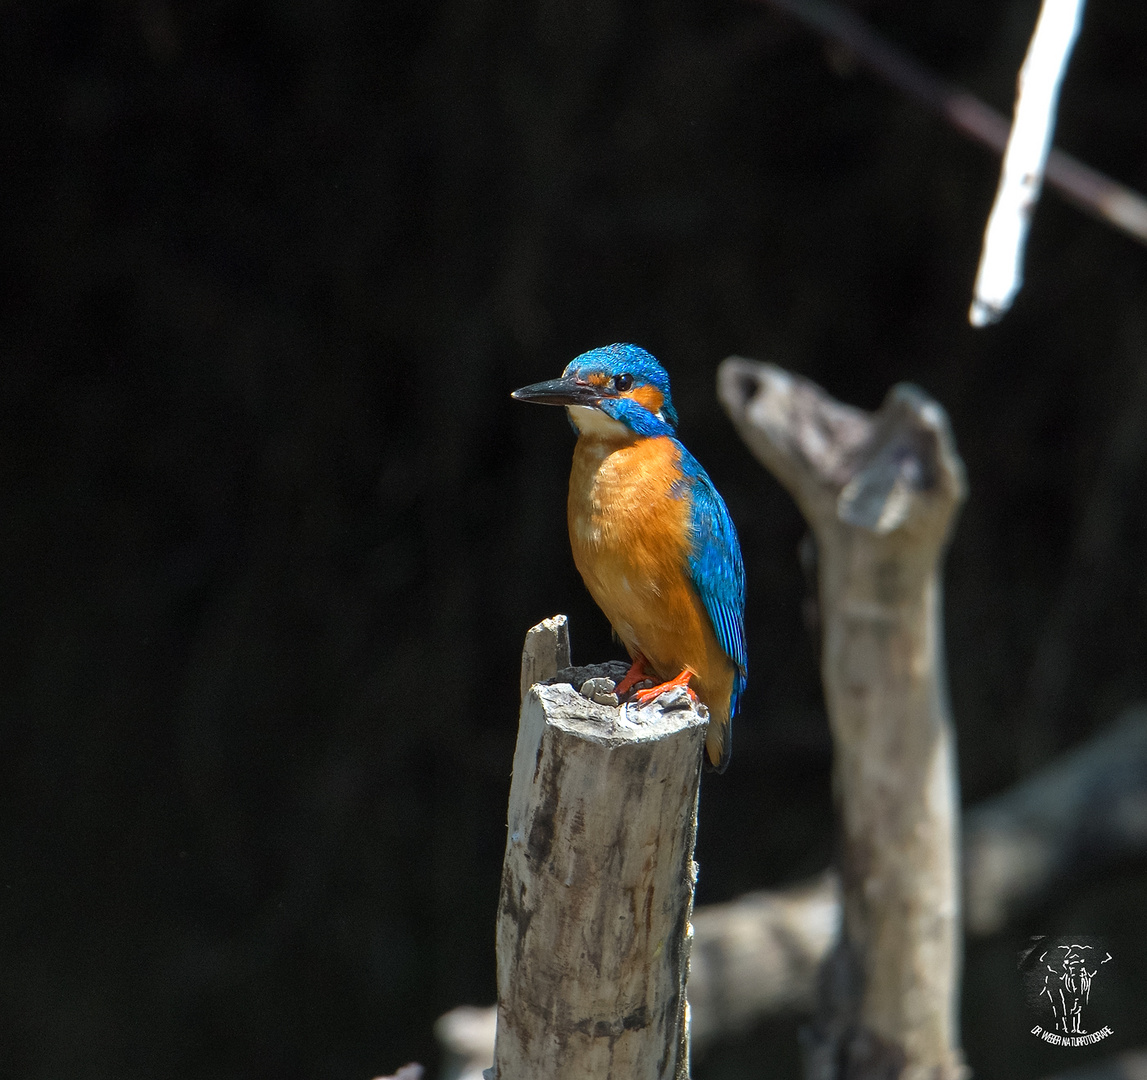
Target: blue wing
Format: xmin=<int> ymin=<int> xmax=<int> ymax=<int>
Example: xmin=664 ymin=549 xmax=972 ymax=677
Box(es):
xmin=677 ymin=445 xmax=748 ymax=716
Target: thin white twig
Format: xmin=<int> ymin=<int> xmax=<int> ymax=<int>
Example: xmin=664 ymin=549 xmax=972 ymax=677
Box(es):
xmin=755 ymin=0 xmax=1147 ymax=248
xmin=969 ymin=0 xmax=1088 ymax=327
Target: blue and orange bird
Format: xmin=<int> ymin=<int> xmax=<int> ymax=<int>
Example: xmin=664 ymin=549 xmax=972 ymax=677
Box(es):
xmin=512 ymin=344 xmax=746 ymax=771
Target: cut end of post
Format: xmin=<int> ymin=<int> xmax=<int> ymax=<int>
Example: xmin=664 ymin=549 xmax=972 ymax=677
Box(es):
xmin=519 ymin=614 xmax=572 ymax=702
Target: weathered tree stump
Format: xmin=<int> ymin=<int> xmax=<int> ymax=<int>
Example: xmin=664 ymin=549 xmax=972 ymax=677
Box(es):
xmin=719 ymin=358 xmax=967 ymax=1080
xmin=491 ymin=616 xmax=708 ymax=1080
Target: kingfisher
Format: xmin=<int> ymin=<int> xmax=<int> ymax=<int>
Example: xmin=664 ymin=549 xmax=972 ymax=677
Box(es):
xmin=512 ymin=343 xmax=747 ymax=771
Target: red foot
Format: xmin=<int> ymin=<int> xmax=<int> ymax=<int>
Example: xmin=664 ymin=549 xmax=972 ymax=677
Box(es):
xmin=614 ymin=655 xmax=652 ymax=697
xmin=634 ymin=669 xmax=698 ymax=707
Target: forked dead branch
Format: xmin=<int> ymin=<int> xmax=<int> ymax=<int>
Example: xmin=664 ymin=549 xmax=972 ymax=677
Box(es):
xmin=718 ymin=357 xmax=967 ymax=1080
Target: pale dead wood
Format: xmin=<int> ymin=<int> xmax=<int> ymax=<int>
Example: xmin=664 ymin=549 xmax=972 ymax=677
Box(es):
xmin=492 ymin=618 xmax=708 ymax=1080
xmin=687 ymin=873 xmax=841 ymax=1049
xmin=964 ymin=705 xmax=1147 ymax=935
xmin=443 ymin=872 xmax=841 ymax=1080
xmin=439 ymin=706 xmax=1147 ymax=1075
xmin=436 ymin=1006 xmax=498 ymax=1080
xmin=519 ymin=614 xmax=572 ymax=702
xmin=753 ymin=0 xmax=1147 ymax=247
xmin=718 ymin=358 xmax=967 ymax=1080
xmin=969 ymin=0 xmax=1087 ymax=325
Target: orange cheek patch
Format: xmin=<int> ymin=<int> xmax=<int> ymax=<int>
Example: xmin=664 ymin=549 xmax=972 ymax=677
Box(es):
xmin=586 ymin=372 xmax=610 ymax=388
xmin=624 ymin=385 xmax=665 ymax=415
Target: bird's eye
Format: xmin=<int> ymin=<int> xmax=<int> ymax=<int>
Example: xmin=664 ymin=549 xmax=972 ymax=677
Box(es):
xmin=613 ymin=373 xmax=633 ymax=392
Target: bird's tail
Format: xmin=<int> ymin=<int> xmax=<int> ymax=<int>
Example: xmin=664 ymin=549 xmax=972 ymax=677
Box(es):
xmin=705 ymin=711 xmax=731 ymax=773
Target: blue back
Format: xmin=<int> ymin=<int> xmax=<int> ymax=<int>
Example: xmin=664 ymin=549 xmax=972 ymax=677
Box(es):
xmin=679 ymin=452 xmax=748 ymax=715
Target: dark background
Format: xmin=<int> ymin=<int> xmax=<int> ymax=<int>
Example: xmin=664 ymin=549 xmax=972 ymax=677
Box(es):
xmin=3 ymin=1 xmax=1146 ymax=1078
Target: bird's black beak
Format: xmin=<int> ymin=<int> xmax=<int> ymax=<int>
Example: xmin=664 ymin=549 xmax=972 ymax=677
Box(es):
xmin=511 ymin=375 xmax=603 ymax=407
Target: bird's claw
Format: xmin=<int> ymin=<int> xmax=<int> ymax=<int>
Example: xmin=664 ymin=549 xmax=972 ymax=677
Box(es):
xmin=613 ymin=655 xmax=652 ymax=698
xmin=633 ymin=670 xmax=698 ymax=708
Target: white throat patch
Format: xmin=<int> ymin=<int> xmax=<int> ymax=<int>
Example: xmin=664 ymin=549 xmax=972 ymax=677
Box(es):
xmin=567 ymin=405 xmax=634 ymax=441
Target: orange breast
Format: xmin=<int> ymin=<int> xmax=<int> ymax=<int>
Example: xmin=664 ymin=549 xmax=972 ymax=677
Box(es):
xmin=567 ymin=432 xmax=735 ymax=732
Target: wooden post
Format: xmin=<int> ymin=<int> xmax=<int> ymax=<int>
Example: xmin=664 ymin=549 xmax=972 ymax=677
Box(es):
xmin=491 ymin=617 xmax=707 ymax=1080
xmin=718 ymin=359 xmax=967 ymax=1080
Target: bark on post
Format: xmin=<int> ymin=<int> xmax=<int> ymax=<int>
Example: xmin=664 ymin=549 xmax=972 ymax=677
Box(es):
xmin=492 ymin=616 xmax=707 ymax=1080
xmin=718 ymin=359 xmax=967 ymax=1080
